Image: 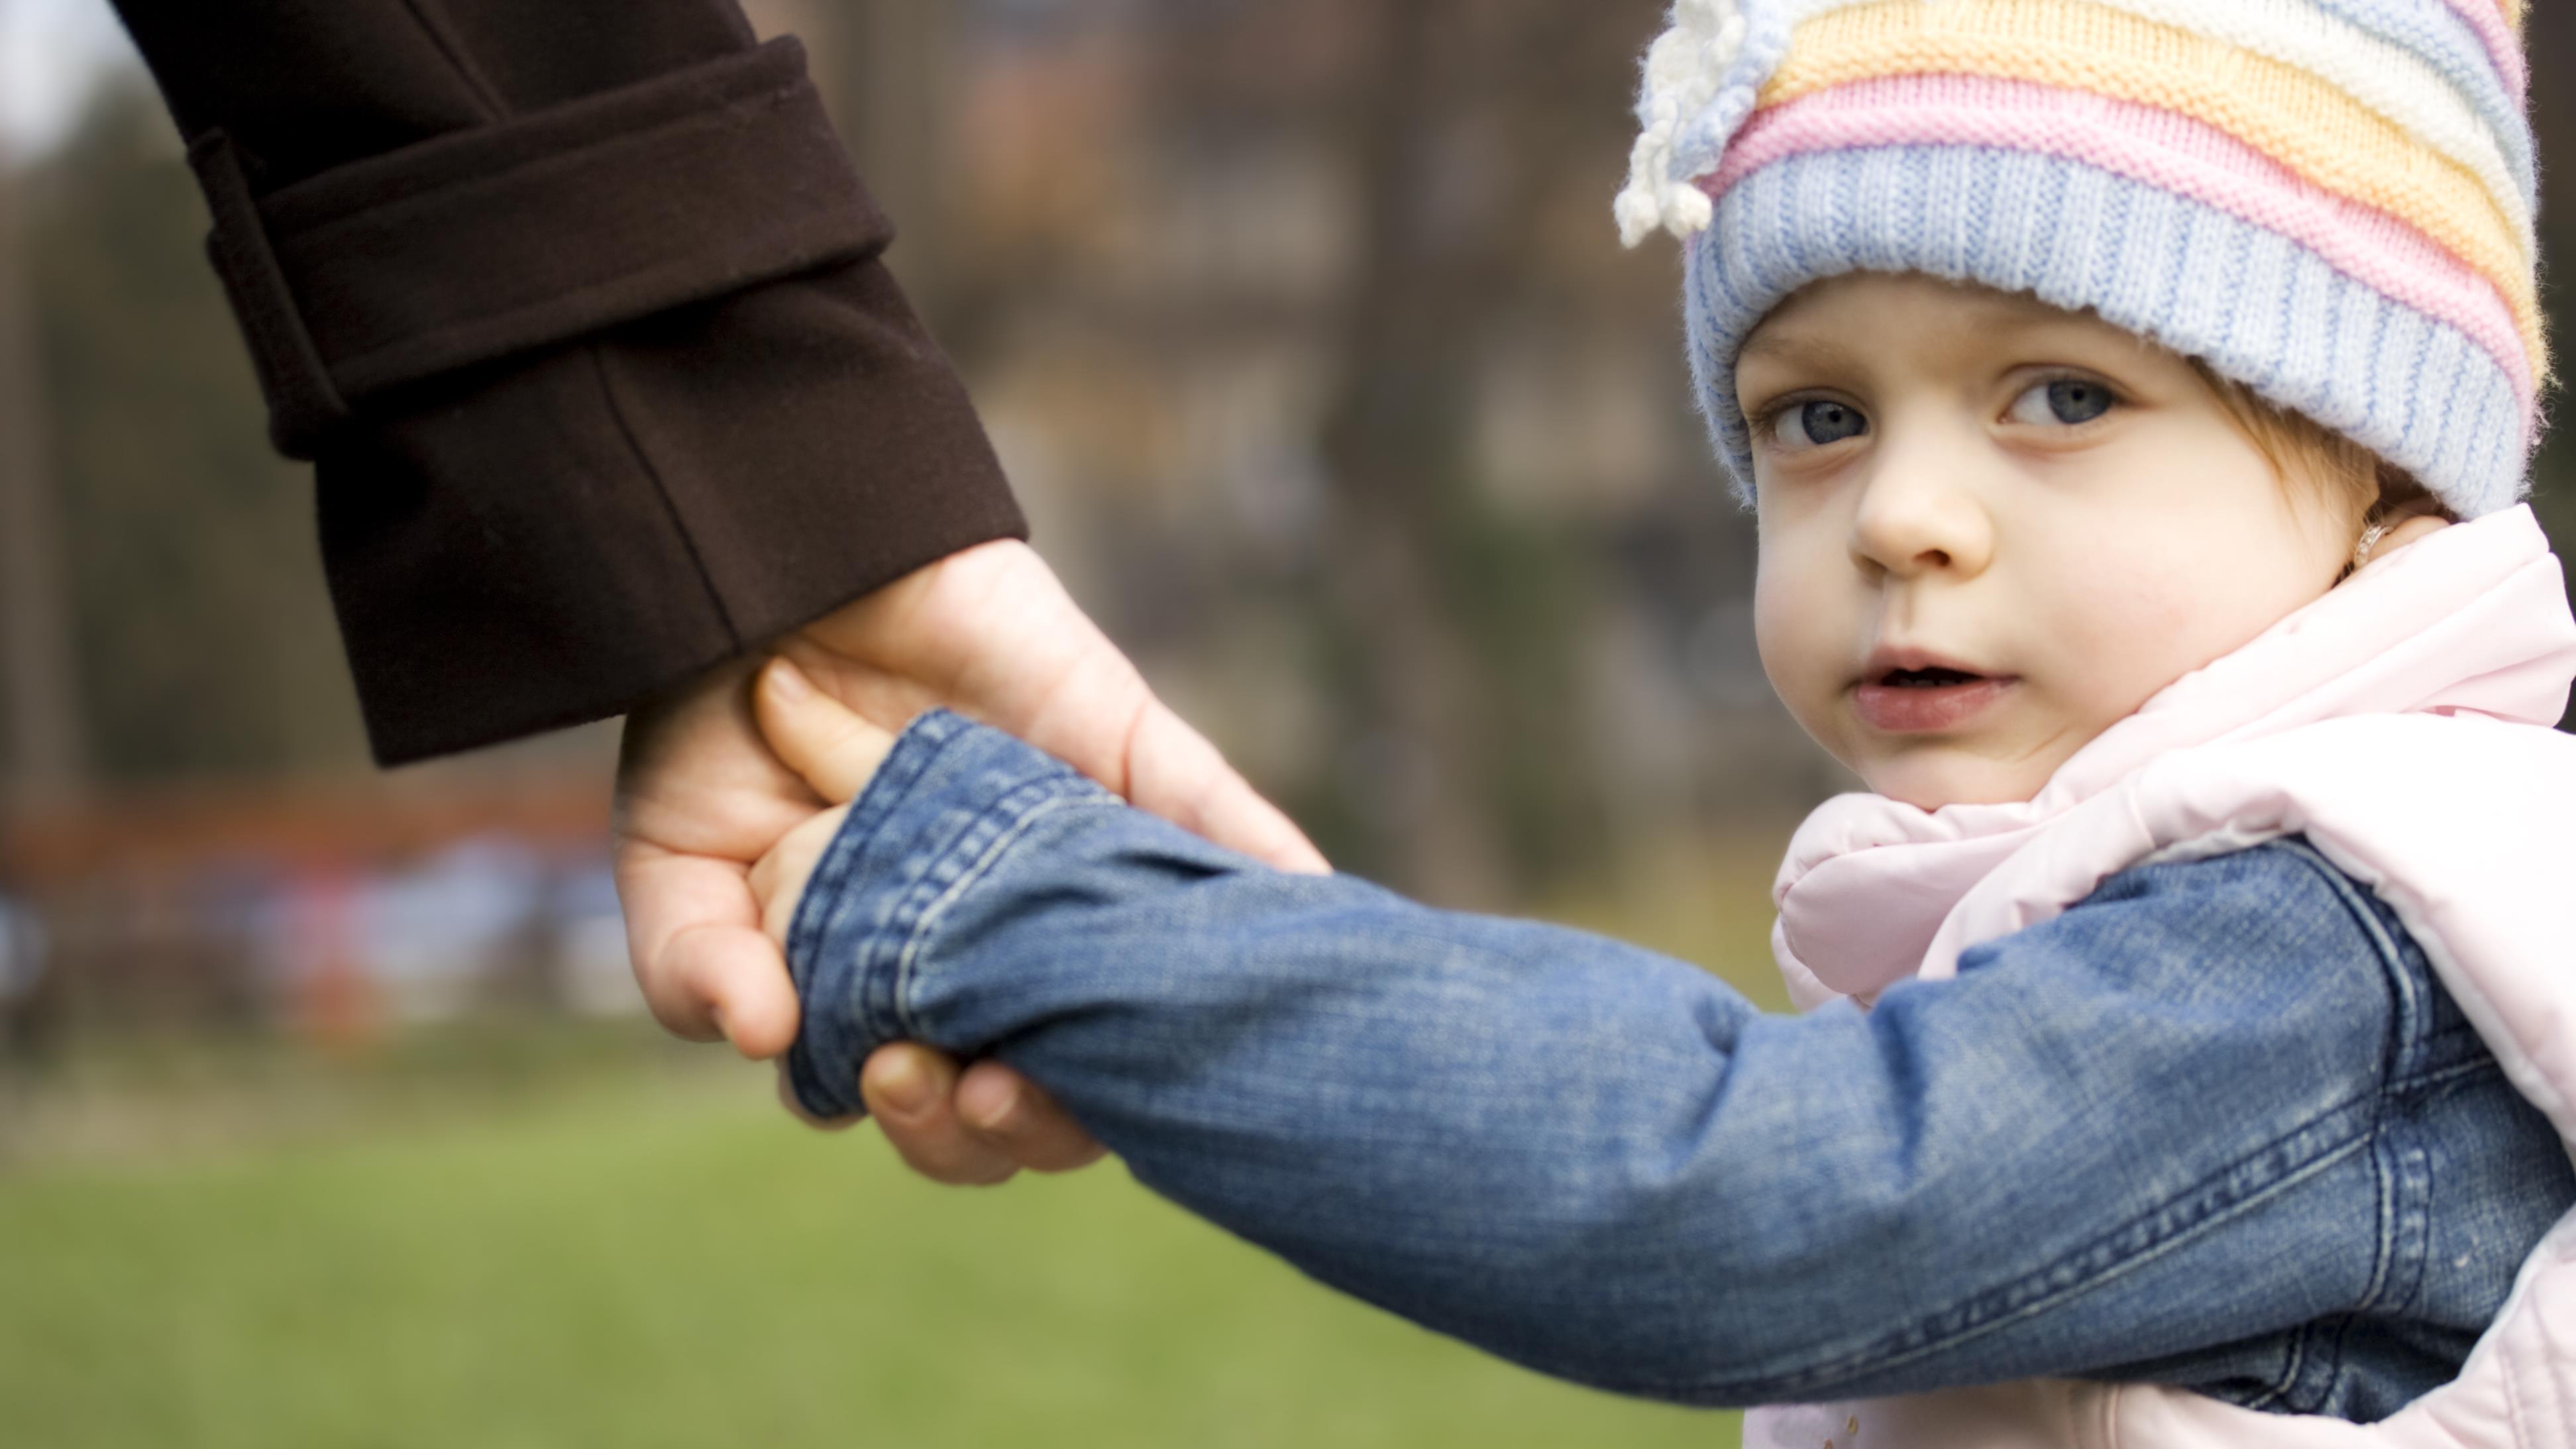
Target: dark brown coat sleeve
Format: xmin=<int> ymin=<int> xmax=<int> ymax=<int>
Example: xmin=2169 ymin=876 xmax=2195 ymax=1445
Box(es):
xmin=105 ymin=0 xmax=1026 ymax=765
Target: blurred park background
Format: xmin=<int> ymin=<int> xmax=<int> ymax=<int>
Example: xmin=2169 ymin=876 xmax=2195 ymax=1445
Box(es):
xmin=0 ymin=1 xmax=2571 ymax=1445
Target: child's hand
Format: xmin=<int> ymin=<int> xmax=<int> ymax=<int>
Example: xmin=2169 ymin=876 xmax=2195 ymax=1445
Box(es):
xmin=745 ymin=654 xmax=896 ymax=950
xmin=626 ymin=541 xmax=1298 ymax=1181
xmin=745 ymin=653 xmax=1105 ymax=1172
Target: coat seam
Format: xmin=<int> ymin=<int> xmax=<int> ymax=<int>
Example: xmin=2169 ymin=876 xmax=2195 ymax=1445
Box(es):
xmin=390 ymin=5 xmax=743 ymax=656
xmin=394 ymin=0 xmax=514 ymax=123
xmin=586 ymin=348 xmax=739 ymax=647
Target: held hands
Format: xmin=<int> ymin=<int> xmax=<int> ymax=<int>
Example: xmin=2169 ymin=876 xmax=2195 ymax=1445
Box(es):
xmin=744 ymin=657 xmax=884 ymax=981
xmin=614 ymin=539 xmax=1328 ymax=1184
xmin=743 ymin=655 xmax=969 ymax=1141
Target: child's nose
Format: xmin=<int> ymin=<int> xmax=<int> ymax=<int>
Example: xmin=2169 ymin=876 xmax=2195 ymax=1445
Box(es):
xmin=1847 ymin=460 xmax=1994 ymax=583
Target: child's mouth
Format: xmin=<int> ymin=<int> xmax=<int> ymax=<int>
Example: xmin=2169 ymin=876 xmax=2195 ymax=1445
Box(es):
xmin=1853 ymin=666 xmax=2014 ymax=733
xmin=1882 ymin=667 xmax=1980 ymax=689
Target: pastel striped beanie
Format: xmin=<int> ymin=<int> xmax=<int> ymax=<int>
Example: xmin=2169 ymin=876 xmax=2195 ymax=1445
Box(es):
xmin=1616 ymin=0 xmax=2541 ymax=519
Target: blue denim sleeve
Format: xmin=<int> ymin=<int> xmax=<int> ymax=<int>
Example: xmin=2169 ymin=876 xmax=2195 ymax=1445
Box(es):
xmin=782 ymin=714 xmax=2439 ymax=1407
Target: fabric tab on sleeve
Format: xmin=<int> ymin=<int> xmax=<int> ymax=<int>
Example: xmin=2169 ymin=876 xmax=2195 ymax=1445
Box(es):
xmin=190 ymin=36 xmax=887 ymax=458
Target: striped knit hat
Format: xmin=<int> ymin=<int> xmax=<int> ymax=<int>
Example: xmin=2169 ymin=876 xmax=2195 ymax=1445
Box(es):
xmin=1616 ymin=0 xmax=2540 ymax=519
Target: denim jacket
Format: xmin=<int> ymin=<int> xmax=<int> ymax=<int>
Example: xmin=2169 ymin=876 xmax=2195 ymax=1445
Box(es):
xmin=785 ymin=712 xmax=2575 ymax=1422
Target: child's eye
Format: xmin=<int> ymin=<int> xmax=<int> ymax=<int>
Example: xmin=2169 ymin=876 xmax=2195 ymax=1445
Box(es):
xmin=2007 ymin=376 xmax=2118 ymax=427
xmin=1768 ymin=399 xmax=1869 ymax=451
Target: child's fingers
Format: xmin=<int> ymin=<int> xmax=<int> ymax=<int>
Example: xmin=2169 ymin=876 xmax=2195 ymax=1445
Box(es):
xmin=954 ymin=1061 xmax=1109 ymax=1174
xmin=749 ymin=807 xmax=849 ymax=947
xmin=755 ymin=656 xmax=897 ymax=806
xmin=863 ymin=1046 xmax=1022 ymax=1185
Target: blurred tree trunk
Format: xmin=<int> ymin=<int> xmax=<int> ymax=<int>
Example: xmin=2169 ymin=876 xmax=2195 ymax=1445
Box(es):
xmin=1311 ymin=2 xmax=1523 ymax=908
xmin=1312 ymin=1 xmax=1646 ymax=904
xmin=735 ymin=0 xmax=957 ymax=325
xmin=825 ymin=0 xmax=959 ymax=329
xmin=0 ymin=161 xmax=87 ymax=814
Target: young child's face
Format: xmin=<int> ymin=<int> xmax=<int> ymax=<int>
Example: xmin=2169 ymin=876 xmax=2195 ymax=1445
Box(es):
xmin=1741 ymin=274 xmax=2356 ymax=811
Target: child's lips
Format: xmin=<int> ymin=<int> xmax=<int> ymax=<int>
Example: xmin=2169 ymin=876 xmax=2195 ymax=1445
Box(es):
xmin=1851 ymin=674 xmax=2017 ymax=733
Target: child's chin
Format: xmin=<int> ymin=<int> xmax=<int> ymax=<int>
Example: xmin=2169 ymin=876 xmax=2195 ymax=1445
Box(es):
xmin=1863 ymin=755 xmax=2051 ymax=812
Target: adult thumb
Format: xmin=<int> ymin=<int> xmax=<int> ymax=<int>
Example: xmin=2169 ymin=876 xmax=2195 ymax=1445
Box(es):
xmin=754 ymin=656 xmax=896 ymax=806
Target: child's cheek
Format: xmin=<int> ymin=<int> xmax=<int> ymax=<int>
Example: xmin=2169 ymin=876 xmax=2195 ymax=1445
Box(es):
xmin=1753 ymin=542 xmax=1860 ymax=761
xmin=2043 ymin=553 xmax=2226 ymax=724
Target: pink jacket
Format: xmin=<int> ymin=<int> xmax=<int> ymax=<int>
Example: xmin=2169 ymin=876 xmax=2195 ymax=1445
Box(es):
xmin=1749 ymin=506 xmax=2576 ymax=1448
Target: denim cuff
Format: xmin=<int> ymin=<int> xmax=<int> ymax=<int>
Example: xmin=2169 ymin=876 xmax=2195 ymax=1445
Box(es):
xmin=780 ymin=708 xmax=1118 ymax=1120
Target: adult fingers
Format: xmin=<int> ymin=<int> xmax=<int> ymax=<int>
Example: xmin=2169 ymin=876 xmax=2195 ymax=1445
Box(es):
xmin=863 ymin=1044 xmax=1020 ymax=1186
xmin=753 ymin=656 xmax=897 ymax=807
xmin=799 ymin=541 xmax=1150 ymax=789
xmin=1124 ymin=700 xmax=1331 ymax=875
xmin=615 ymin=845 xmax=801 ymax=1057
xmin=796 ymin=544 xmax=1324 ymax=872
xmin=954 ymin=1061 xmax=1109 ymax=1174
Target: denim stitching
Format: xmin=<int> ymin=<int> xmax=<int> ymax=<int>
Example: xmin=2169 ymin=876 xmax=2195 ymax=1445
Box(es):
xmin=1599 ymin=843 xmax=2406 ymax=1401
xmin=2249 ymin=1324 xmax=2309 ymax=1412
xmin=1625 ymin=1104 xmax=2379 ymax=1401
xmin=786 ymin=714 xmax=1116 ymax=1111
xmin=892 ymin=792 xmax=1122 ymax=1039
xmin=849 ymin=724 xmax=1006 ymax=1046
xmin=782 ymin=712 xmax=980 ymax=1114
xmin=2278 ymin=840 xmax=2457 ymax=1333
xmin=2275 ymin=840 xmax=2434 ymax=1411
xmin=876 ymin=775 xmax=1070 ymax=1035
xmin=2359 ymin=1114 xmax=2399 ymax=1313
xmin=2404 ymin=1057 xmax=2506 ymax=1095
xmin=2392 ymin=1118 xmax=2437 ymax=1318
xmin=2323 ymin=1312 xmax=2367 ymax=1417
xmin=2274 ymin=843 xmax=2427 ymax=1068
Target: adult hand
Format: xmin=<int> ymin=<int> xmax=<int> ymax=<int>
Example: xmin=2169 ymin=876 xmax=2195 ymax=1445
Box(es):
xmin=614 ymin=539 xmax=1329 ymax=1183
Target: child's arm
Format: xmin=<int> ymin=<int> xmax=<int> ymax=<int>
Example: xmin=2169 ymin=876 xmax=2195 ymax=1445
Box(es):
xmin=749 ymin=662 xmax=2435 ymax=1410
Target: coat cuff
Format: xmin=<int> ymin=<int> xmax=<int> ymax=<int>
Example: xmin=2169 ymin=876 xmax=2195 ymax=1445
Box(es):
xmin=321 ymin=260 xmax=1026 ymax=771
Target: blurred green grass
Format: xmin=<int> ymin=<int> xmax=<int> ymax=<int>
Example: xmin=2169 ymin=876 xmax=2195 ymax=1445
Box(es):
xmin=0 ymin=841 xmax=1785 ymax=1448
xmin=0 ymin=1059 xmax=1751 ymax=1449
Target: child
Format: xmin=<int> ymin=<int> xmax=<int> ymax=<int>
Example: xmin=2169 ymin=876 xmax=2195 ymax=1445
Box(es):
xmin=751 ymin=0 xmax=2576 ymax=1441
